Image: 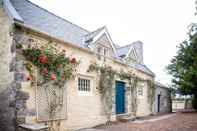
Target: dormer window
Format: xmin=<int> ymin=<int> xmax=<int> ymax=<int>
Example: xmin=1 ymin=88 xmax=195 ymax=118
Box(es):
xmin=97 ymin=46 xmax=102 ymax=54
xmin=97 ymin=46 xmax=102 ymax=60
xmin=104 ymin=48 xmax=108 ymax=57
xmin=96 ymin=46 xmax=109 ymax=61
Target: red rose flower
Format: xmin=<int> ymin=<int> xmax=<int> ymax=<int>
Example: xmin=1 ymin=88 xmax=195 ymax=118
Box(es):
xmin=38 ymin=55 xmax=48 ymax=64
xmin=50 ymin=73 xmax=56 ymax=80
xmin=70 ymin=58 xmax=76 ymax=64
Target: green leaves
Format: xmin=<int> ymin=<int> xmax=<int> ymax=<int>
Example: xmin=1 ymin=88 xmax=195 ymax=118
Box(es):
xmin=22 ymin=44 xmax=79 ymax=87
xmin=167 ymin=32 xmax=197 ymax=96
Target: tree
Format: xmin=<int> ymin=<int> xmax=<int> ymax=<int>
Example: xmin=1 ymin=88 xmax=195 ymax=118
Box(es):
xmin=167 ymin=25 xmax=197 ymax=109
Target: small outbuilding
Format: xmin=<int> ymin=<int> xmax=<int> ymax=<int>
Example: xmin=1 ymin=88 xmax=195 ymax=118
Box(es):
xmin=153 ymin=81 xmax=172 ymax=114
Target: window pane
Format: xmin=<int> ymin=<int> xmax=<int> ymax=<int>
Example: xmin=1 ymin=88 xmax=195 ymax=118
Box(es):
xmin=78 ymin=78 xmax=91 ymax=92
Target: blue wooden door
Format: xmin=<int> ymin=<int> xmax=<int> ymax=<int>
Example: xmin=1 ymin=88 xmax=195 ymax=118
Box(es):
xmin=115 ymin=81 xmax=125 ymax=114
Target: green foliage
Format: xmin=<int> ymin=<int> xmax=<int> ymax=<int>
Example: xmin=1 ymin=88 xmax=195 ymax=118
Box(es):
xmin=130 ymin=77 xmax=138 ymax=115
xmin=88 ymin=63 xmax=137 ymax=93
xmin=166 ymin=32 xmax=197 ymax=96
xmin=21 ymin=44 xmax=79 ymax=87
xmin=88 ymin=63 xmax=116 ymax=120
xmin=147 ymin=80 xmax=155 ymax=111
xmin=88 ymin=63 xmax=155 ymax=117
xmin=18 ymin=43 xmax=79 ymax=123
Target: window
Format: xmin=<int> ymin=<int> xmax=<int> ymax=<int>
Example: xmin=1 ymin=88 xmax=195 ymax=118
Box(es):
xmin=78 ymin=78 xmax=91 ymax=92
xmin=137 ymin=82 xmax=145 ymax=96
xmin=138 ymin=87 xmax=143 ymax=96
xmin=97 ymin=45 xmax=110 ymax=61
xmin=97 ymin=47 xmax=102 ymax=60
xmin=104 ymin=48 xmax=108 ymax=56
xmin=97 ymin=47 xmax=102 ymax=53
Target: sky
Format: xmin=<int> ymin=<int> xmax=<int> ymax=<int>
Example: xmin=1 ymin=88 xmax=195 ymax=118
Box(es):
xmin=30 ymin=0 xmax=196 ymax=85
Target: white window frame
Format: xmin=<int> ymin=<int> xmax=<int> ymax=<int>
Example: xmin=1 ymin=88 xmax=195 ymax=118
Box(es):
xmin=97 ymin=46 xmax=102 ymax=60
xmin=137 ymin=87 xmax=143 ymax=96
xmin=137 ymin=82 xmax=145 ymax=98
xmin=77 ymin=75 xmax=93 ymax=96
xmin=96 ymin=44 xmax=110 ymax=60
xmin=103 ymin=47 xmax=109 ymax=57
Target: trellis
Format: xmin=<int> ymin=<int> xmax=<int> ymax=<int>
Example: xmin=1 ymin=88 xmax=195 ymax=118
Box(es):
xmin=34 ymin=68 xmax=67 ymax=121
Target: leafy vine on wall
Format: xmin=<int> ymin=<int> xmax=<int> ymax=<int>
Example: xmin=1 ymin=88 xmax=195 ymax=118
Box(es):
xmin=88 ymin=63 xmax=139 ymax=118
xmin=147 ymin=80 xmax=155 ymax=112
xmin=130 ymin=77 xmax=138 ymax=116
xmin=88 ymin=63 xmax=116 ymax=121
xmin=88 ymin=63 xmax=155 ymax=117
xmin=117 ymin=70 xmax=139 ymax=115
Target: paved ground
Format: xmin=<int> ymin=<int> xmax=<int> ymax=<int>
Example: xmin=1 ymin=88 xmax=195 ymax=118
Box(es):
xmin=82 ymin=112 xmax=197 ymax=131
xmin=133 ymin=113 xmax=176 ymax=124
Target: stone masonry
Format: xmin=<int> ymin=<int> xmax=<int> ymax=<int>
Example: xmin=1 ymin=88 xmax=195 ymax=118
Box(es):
xmin=0 ymin=7 xmax=29 ymax=131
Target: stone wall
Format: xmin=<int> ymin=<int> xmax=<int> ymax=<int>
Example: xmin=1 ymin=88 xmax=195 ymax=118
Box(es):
xmin=0 ymin=7 xmax=15 ymax=131
xmin=136 ymin=81 xmax=152 ymax=117
xmin=0 ymin=7 xmax=30 ymax=131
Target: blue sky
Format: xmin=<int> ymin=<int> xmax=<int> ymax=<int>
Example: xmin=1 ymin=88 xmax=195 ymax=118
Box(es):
xmin=30 ymin=0 xmax=196 ymax=85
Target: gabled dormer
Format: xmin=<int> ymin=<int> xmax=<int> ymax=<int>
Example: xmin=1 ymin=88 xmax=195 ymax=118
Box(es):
xmin=116 ymin=41 xmax=144 ymax=65
xmin=84 ymin=26 xmax=117 ymax=61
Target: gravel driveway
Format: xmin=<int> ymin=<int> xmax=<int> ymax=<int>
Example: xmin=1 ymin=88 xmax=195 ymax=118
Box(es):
xmin=89 ymin=112 xmax=197 ymax=131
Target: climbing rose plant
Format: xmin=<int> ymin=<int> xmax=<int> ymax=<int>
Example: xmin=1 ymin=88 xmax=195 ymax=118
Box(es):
xmin=20 ymin=44 xmax=79 ymax=87
xmin=16 ymin=43 xmax=79 ymax=130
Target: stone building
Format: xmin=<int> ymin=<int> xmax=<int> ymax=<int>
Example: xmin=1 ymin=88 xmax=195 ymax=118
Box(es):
xmin=153 ymin=81 xmax=172 ymax=114
xmin=0 ymin=0 xmax=170 ymax=130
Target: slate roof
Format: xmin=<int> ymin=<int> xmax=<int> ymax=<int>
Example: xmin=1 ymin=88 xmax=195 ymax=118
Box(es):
xmin=3 ymin=0 xmax=23 ymax=22
xmin=10 ymin=0 xmax=89 ymax=48
xmin=116 ymin=41 xmax=154 ymax=76
xmin=84 ymin=26 xmax=105 ymax=43
xmin=155 ymin=81 xmax=168 ymax=89
xmin=116 ymin=44 xmax=133 ymax=57
xmin=116 ymin=41 xmax=143 ymax=58
xmin=134 ymin=63 xmax=155 ymax=76
xmin=4 ymin=0 xmax=155 ymax=77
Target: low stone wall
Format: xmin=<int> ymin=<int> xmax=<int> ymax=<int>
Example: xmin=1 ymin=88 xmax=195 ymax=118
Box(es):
xmin=172 ymin=99 xmax=193 ymax=112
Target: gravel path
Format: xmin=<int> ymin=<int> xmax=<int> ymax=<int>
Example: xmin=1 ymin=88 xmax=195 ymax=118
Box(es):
xmin=92 ymin=112 xmax=197 ymax=131
xmin=133 ymin=113 xmax=176 ymax=123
